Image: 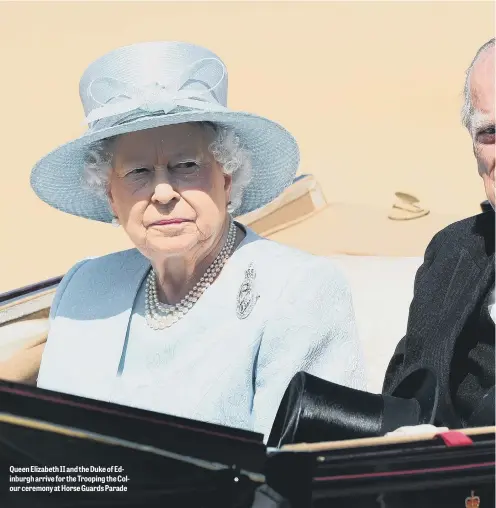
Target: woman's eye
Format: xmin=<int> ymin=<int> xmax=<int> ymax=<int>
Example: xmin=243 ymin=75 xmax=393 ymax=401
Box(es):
xmin=171 ymin=161 xmax=199 ymax=173
xmin=129 ymin=167 xmax=150 ymax=175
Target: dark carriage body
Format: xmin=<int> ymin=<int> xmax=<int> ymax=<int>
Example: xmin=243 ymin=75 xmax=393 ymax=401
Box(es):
xmin=265 ymin=431 xmax=495 ymax=507
xmin=0 ymin=380 xmax=266 ymax=508
xmin=0 ymin=375 xmax=494 ymax=508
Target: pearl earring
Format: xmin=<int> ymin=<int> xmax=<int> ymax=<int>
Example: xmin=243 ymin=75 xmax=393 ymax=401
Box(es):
xmin=111 ymin=217 xmax=120 ymax=227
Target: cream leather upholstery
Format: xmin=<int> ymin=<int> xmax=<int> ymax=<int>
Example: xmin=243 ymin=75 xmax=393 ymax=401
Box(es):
xmin=331 ymin=256 xmax=423 ymax=393
xmin=0 ymin=319 xmax=49 ymax=361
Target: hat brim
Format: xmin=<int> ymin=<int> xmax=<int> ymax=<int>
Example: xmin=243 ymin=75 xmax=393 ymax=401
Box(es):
xmin=30 ymin=110 xmax=299 ymax=222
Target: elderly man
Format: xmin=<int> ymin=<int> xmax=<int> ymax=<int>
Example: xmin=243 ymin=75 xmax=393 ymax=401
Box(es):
xmin=383 ymin=38 xmax=495 ymax=429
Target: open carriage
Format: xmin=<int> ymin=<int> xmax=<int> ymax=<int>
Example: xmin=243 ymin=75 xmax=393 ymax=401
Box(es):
xmin=0 ymin=176 xmax=493 ymax=507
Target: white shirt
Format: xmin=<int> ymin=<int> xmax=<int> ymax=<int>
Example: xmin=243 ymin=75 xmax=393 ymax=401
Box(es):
xmin=489 ymin=288 xmax=495 ymax=324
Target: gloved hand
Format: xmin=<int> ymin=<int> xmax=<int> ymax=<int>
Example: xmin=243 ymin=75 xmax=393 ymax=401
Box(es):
xmin=386 ymin=424 xmax=449 ymax=436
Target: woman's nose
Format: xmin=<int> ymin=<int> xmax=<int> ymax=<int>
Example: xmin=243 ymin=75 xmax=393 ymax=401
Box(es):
xmin=151 ymin=170 xmax=180 ymax=205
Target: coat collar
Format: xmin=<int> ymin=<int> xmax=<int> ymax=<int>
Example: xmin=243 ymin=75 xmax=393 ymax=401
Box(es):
xmin=98 ymin=249 xmax=151 ymax=381
xmin=39 ymin=249 xmax=150 ymax=401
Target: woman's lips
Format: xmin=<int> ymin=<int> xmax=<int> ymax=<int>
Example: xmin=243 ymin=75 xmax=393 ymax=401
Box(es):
xmin=151 ymin=219 xmax=191 ymax=226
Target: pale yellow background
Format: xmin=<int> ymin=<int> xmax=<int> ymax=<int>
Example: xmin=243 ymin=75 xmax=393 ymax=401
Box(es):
xmin=0 ymin=1 xmax=493 ymax=293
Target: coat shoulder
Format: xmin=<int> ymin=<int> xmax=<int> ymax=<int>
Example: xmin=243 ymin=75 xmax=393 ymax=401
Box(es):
xmin=246 ymin=237 xmax=352 ymax=301
xmin=426 ymin=212 xmax=494 ymax=264
xmin=431 ymin=212 xmax=493 ymax=246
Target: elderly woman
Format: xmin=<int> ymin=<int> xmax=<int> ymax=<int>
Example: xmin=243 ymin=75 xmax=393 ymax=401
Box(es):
xmin=29 ymin=41 xmax=365 ymax=439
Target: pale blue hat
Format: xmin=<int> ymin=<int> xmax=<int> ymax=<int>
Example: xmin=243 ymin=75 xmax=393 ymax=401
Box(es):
xmin=30 ymin=41 xmax=299 ymax=222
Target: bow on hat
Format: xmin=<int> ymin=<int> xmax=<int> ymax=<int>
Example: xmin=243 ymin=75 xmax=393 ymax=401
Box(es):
xmin=84 ymin=57 xmax=227 ymax=126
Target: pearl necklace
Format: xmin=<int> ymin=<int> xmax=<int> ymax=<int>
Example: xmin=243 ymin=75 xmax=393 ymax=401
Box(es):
xmin=145 ymin=220 xmax=237 ymax=330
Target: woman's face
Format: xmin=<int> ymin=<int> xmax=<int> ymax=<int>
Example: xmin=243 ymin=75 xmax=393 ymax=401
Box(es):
xmin=108 ymin=123 xmax=232 ymax=260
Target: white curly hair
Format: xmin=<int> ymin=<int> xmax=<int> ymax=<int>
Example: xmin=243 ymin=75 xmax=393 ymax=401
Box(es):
xmin=82 ymin=122 xmax=252 ymax=214
xmin=461 ymin=37 xmax=495 ymax=136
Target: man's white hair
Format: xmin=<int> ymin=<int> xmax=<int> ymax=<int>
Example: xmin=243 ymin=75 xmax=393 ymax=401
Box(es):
xmin=82 ymin=122 xmax=252 ymax=214
xmin=461 ymin=37 xmax=495 ymax=135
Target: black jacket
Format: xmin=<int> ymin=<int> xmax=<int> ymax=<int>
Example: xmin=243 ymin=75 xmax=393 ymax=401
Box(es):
xmin=383 ymin=211 xmax=495 ymax=428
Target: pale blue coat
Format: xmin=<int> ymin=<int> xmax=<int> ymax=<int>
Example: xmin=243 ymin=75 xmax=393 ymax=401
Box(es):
xmin=37 ymin=228 xmax=366 ymax=439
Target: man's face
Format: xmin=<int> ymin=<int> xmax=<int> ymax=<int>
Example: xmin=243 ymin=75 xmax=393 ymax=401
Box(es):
xmin=470 ymin=46 xmax=495 ymax=208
